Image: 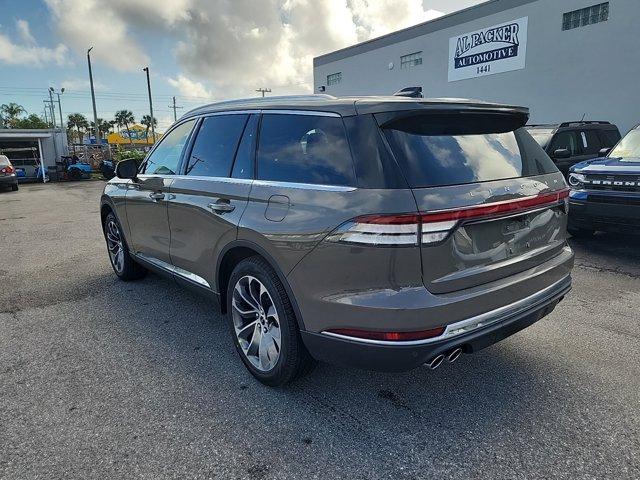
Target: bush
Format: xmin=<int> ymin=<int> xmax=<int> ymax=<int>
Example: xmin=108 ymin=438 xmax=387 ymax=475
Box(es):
xmin=114 ymin=148 xmax=146 ymax=167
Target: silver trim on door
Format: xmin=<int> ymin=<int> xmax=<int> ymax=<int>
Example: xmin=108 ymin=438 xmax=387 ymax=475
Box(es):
xmin=135 ymin=253 xmax=211 ymax=288
xmin=252 ymin=179 xmax=356 ymax=192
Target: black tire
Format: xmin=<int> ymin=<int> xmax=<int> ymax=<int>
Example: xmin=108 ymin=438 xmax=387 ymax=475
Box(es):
xmin=11 ymin=184 xmax=18 ymax=191
xmin=68 ymin=168 xmax=82 ymax=180
xmin=226 ymin=256 xmax=316 ymax=386
xmin=103 ymin=212 xmax=147 ymax=281
xmin=568 ymin=226 xmax=595 ymax=238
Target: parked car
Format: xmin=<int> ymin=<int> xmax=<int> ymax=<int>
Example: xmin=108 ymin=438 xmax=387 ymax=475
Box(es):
xmin=568 ymin=123 xmax=640 ymax=236
xmin=100 ymin=95 xmax=574 ymax=386
xmin=526 ymin=121 xmax=621 ymax=176
xmin=0 ymin=155 xmax=19 ymax=191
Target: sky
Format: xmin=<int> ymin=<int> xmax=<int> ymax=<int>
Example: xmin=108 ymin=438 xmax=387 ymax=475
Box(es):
xmin=0 ymin=0 xmax=483 ymax=131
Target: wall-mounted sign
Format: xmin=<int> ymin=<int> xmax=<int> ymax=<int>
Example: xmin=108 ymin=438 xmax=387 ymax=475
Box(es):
xmin=448 ymin=17 xmax=528 ymax=82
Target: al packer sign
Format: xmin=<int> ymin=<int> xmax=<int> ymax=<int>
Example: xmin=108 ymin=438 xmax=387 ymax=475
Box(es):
xmin=448 ymin=17 xmax=528 ymax=82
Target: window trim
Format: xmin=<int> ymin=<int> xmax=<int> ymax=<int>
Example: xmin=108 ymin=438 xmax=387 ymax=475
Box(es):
xmin=562 ymin=2 xmax=609 ymax=31
xmin=255 ymin=111 xmax=357 ymax=188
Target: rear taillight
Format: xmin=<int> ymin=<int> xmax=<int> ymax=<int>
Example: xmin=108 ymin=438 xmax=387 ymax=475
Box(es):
xmin=326 ymin=213 xmax=420 ymax=246
xmin=328 ymin=189 xmax=569 ymax=247
xmin=1 ymin=165 xmax=14 ymax=174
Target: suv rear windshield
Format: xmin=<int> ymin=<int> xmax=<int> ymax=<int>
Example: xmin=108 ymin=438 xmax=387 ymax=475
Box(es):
xmin=382 ymin=114 xmax=557 ymax=188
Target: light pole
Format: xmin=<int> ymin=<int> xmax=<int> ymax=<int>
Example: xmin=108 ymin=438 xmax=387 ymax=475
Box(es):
xmin=143 ymin=67 xmax=156 ymax=143
xmin=87 ymin=47 xmax=100 ymax=144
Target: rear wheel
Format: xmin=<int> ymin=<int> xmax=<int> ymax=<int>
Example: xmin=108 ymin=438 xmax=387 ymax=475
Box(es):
xmin=227 ymin=256 xmax=315 ymax=386
xmin=103 ymin=212 xmax=147 ymax=280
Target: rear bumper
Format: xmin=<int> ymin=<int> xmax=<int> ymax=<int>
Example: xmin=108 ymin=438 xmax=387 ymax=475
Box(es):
xmin=569 ymin=192 xmax=640 ymax=231
xmin=301 ymin=275 xmax=571 ymax=372
xmin=0 ymin=174 xmax=18 ymax=186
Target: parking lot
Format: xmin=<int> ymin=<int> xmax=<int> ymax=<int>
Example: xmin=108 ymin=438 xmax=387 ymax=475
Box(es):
xmin=1 ymin=181 xmax=639 ymax=479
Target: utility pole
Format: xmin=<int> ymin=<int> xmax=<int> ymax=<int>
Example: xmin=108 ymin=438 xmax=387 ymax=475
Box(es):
xmin=50 ymin=87 xmax=65 ymax=130
xmin=46 ymin=91 xmax=59 ymax=182
xmin=143 ymin=67 xmax=156 ymax=143
xmin=87 ymin=47 xmax=100 ymax=144
xmin=255 ymin=88 xmax=271 ymax=97
xmin=168 ymin=96 xmax=183 ymax=122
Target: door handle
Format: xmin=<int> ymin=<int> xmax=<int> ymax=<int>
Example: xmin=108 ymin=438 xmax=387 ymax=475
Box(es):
xmin=149 ymin=192 xmax=165 ymax=201
xmin=208 ymin=201 xmax=235 ymax=213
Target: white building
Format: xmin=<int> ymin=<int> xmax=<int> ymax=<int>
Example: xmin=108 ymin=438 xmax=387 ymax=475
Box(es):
xmin=313 ymin=0 xmax=639 ymax=134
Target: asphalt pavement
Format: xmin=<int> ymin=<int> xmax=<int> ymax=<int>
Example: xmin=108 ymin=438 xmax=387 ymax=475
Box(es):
xmin=1 ymin=181 xmax=639 ymax=479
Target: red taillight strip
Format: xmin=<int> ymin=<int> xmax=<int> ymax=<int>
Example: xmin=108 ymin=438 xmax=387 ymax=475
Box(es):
xmin=420 ymin=189 xmax=569 ymax=224
xmin=326 ymin=327 xmax=446 ymax=342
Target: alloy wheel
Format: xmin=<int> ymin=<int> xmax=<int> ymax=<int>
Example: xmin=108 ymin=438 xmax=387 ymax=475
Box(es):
xmin=231 ymin=275 xmax=282 ymax=372
xmin=106 ymin=220 xmax=125 ymax=274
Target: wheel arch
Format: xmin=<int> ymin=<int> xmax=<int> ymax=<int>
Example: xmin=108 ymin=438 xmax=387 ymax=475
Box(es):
xmin=216 ymin=240 xmax=307 ymax=331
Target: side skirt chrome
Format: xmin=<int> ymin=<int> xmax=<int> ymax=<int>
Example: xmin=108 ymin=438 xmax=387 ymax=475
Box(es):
xmin=133 ymin=252 xmax=211 ymax=289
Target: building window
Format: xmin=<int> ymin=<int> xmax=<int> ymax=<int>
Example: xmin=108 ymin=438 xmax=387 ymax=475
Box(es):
xmin=327 ymin=72 xmax=342 ymax=86
xmin=400 ymin=52 xmax=423 ymax=69
xmin=562 ymin=2 xmax=609 ymax=31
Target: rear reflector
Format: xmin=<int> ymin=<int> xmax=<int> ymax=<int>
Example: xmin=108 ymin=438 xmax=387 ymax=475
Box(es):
xmin=326 ymin=327 xmax=446 ymax=342
xmin=328 ymin=188 xmax=569 ymax=246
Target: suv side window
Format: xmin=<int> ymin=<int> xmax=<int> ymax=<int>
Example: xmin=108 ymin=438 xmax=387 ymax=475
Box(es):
xmin=257 ymin=113 xmax=355 ymax=186
xmin=599 ymin=129 xmax=621 ymax=148
xmin=142 ymin=119 xmax=195 ymax=175
xmin=580 ymin=130 xmax=603 ymax=155
xmin=185 ymin=114 xmax=248 ymax=177
xmin=549 ymin=131 xmax=580 ymax=156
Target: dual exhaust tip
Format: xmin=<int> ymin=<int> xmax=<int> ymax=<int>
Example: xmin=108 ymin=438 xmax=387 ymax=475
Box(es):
xmin=425 ymin=347 xmax=463 ymax=370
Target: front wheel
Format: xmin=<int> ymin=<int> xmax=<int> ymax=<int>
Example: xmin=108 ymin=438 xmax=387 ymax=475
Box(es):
xmin=103 ymin=212 xmax=147 ymax=280
xmin=227 ymin=257 xmax=315 ymax=386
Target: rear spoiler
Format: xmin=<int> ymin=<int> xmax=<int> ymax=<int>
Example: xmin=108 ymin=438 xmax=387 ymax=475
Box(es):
xmin=374 ymin=106 xmax=530 ymax=133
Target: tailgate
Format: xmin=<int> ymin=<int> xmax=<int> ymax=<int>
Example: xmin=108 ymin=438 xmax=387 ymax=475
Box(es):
xmin=413 ymin=176 xmax=568 ymax=293
xmin=378 ymin=109 xmax=568 ymax=294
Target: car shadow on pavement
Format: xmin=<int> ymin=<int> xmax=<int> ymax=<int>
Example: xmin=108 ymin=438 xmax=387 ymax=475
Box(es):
xmin=569 ymin=231 xmax=640 ymax=278
xmin=91 ymin=271 xmax=597 ymax=476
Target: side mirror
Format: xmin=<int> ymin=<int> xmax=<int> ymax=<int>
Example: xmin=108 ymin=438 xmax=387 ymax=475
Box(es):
xmin=115 ymin=158 xmax=138 ymax=179
xmin=553 ymin=148 xmax=571 ymax=159
xmin=598 ymin=147 xmax=611 ymax=157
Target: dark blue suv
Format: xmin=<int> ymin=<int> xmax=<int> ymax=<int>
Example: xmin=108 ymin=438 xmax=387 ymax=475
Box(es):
xmin=568 ymin=124 xmax=640 ymax=236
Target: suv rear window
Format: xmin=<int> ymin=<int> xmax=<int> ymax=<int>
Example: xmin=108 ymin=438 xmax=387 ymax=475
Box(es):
xmin=257 ymin=113 xmax=355 ymax=186
xmin=382 ymin=114 xmax=557 ymax=188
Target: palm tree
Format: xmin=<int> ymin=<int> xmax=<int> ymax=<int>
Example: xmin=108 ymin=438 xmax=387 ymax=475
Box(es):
xmin=115 ymin=110 xmax=135 ymax=145
xmin=90 ymin=118 xmax=110 ymax=139
xmin=67 ymin=113 xmax=89 ymax=143
xmin=141 ymin=115 xmax=158 ymax=144
xmin=1 ymin=103 xmax=26 ymax=127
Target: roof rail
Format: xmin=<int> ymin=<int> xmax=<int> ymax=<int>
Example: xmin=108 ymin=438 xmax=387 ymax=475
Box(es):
xmin=559 ymin=120 xmax=611 ymax=127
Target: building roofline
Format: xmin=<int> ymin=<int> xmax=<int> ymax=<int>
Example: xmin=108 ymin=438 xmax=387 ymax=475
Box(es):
xmin=313 ymin=0 xmax=538 ymax=67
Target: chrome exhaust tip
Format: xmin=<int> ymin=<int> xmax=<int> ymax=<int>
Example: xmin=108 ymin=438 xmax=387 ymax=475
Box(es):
xmin=426 ymin=354 xmax=444 ymax=370
xmin=447 ymin=347 xmax=463 ymax=363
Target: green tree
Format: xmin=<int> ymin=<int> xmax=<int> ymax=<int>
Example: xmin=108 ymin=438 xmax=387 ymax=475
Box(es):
xmin=90 ymin=118 xmax=110 ymax=138
xmin=140 ymin=115 xmax=158 ymax=144
xmin=1 ymin=103 xmax=27 ymax=127
xmin=12 ymin=114 xmax=49 ymax=129
xmin=114 ymin=110 xmax=135 ymax=145
xmin=67 ymin=113 xmax=89 ymax=144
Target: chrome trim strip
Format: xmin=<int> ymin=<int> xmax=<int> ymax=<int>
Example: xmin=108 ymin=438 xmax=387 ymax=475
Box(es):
xmin=170 ymin=175 xmax=254 ymax=185
xmin=252 ymin=179 xmax=355 ymax=192
xmin=261 ymin=109 xmax=341 ymax=117
xmin=135 ymin=253 xmax=211 ymax=288
xmin=321 ymin=275 xmax=571 ymax=346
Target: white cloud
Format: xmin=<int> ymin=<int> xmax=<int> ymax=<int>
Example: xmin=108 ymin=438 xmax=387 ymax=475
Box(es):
xmin=44 ymin=0 xmax=444 ymax=97
xmin=61 ymin=78 xmax=109 ymax=91
xmin=167 ymin=75 xmax=213 ymax=100
xmin=44 ymin=0 xmax=149 ymax=72
xmin=0 ymin=33 xmax=68 ymax=67
xmin=16 ymin=19 xmax=36 ymax=45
